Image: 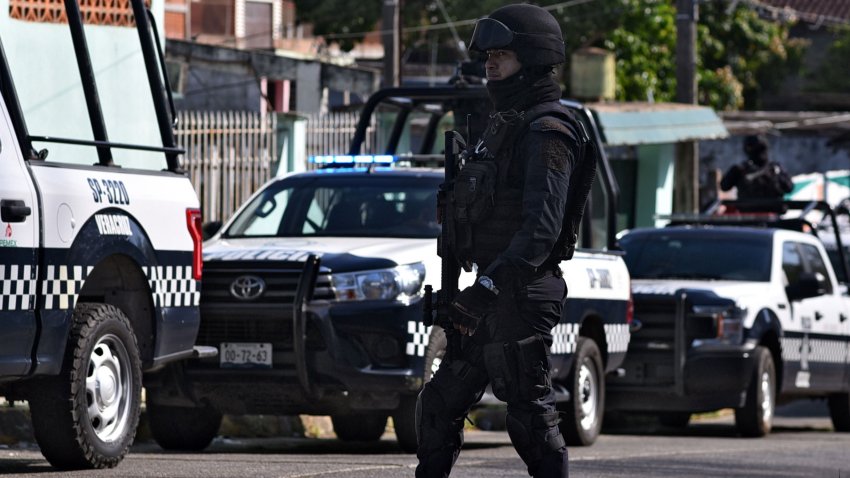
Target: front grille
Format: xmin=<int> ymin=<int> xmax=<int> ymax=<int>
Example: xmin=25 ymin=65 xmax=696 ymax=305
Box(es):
xmin=631 ymin=297 xmax=677 ymax=352
xmin=198 ymin=315 xmax=292 ymax=346
xmin=618 ymin=296 xmax=679 ymax=387
xmin=196 ymin=261 xmax=331 ymax=370
xmin=201 ymin=260 xmax=335 ymax=305
xmin=619 ymin=294 xmax=720 ymax=388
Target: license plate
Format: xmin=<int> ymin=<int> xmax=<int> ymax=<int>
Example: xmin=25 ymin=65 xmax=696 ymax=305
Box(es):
xmin=220 ymin=342 xmax=272 ymax=368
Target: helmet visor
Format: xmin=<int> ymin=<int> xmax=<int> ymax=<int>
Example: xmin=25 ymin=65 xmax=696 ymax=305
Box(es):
xmin=469 ymin=18 xmax=514 ymax=52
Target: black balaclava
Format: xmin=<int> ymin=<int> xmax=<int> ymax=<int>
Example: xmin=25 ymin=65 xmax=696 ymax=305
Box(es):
xmin=743 ymin=134 xmax=769 ymax=167
xmin=486 ymin=65 xmax=562 ymax=112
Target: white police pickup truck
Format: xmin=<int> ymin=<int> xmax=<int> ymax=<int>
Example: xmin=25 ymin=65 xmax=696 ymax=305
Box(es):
xmin=610 ymin=201 xmax=850 ymax=436
xmin=0 ymin=1 xmax=204 ymax=469
xmin=144 ymin=85 xmax=632 ymax=452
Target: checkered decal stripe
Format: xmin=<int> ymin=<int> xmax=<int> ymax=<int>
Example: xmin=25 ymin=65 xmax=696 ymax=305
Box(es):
xmin=552 ymin=323 xmax=579 ymax=354
xmin=43 ymin=265 xmax=91 ymax=310
xmin=144 ymin=266 xmax=200 ymax=308
xmin=403 ymin=321 xmax=630 ymax=357
xmin=406 ymin=321 xmax=433 ymax=357
xmin=782 ymin=337 xmax=848 ymax=364
xmin=604 ymin=324 xmax=631 ymax=354
xmin=1 ymin=264 xmax=37 ymax=311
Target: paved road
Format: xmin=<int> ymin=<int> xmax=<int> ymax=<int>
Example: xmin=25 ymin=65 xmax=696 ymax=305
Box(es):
xmin=1 ymin=402 xmax=848 ymax=477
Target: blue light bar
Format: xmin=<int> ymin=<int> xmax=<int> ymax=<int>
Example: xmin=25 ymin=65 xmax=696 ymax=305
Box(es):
xmin=309 ymin=154 xmax=396 ymax=164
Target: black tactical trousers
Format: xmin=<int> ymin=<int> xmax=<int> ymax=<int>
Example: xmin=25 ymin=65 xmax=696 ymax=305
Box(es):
xmin=415 ymin=271 xmax=569 ymax=478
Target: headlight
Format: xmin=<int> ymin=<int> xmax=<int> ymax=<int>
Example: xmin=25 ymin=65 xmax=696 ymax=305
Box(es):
xmin=692 ymin=304 xmax=747 ymax=344
xmin=330 ymin=262 xmax=426 ymax=302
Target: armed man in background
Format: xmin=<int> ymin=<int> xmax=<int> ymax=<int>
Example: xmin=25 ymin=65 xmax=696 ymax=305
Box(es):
xmin=415 ymin=4 xmax=597 ymax=478
xmin=720 ymin=134 xmax=793 ymax=206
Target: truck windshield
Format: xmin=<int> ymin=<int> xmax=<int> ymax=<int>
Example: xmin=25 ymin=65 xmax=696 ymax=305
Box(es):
xmin=225 ymin=175 xmax=442 ymax=239
xmin=620 ymin=231 xmax=772 ymax=281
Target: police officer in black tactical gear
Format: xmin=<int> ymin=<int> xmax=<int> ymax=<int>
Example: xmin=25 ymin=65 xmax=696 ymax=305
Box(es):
xmin=415 ymin=4 xmax=589 ymax=478
xmin=720 ymin=134 xmax=793 ymax=204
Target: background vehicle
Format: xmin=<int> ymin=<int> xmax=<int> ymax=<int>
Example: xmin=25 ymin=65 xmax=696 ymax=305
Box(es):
xmin=610 ymin=201 xmax=850 ymax=436
xmin=145 ymin=84 xmax=632 ymax=451
xmin=0 ymin=0 xmax=205 ymax=469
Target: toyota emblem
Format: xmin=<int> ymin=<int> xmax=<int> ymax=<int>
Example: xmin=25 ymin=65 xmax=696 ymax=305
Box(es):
xmin=230 ymin=275 xmax=266 ymax=300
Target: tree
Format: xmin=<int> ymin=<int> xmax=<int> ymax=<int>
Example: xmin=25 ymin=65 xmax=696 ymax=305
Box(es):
xmin=811 ymin=25 xmax=850 ymax=93
xmin=551 ymin=0 xmax=804 ymax=110
xmin=294 ymin=0 xmax=382 ymax=52
xmin=298 ymin=0 xmax=804 ymax=110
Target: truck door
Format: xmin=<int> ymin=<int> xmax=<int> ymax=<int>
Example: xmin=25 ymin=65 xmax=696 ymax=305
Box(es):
xmin=784 ymin=241 xmax=847 ymax=391
xmin=797 ymin=242 xmax=850 ymax=391
xmin=0 ymin=98 xmax=38 ymax=375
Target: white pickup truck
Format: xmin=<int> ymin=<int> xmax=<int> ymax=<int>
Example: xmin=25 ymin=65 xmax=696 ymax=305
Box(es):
xmin=1 ymin=1 xmax=204 ymax=469
xmin=610 ymin=201 xmax=850 ymax=436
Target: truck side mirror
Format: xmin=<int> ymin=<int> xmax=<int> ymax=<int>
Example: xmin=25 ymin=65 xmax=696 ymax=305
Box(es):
xmin=786 ymin=271 xmax=827 ymax=302
xmin=202 ymin=221 xmax=222 ymax=240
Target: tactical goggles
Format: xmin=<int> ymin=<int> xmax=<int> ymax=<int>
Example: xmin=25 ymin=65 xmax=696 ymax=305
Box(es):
xmin=469 ymin=18 xmax=516 ymax=52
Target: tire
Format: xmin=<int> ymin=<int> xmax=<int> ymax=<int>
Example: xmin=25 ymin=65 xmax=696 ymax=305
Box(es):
xmin=827 ymin=393 xmax=850 ymax=432
xmin=658 ymin=412 xmax=691 ymax=428
xmin=332 ymin=413 xmax=388 ymax=442
xmin=735 ymin=346 xmax=775 ymax=437
xmin=559 ymin=337 xmax=605 ymax=446
xmin=28 ymin=303 xmax=142 ymax=469
xmin=147 ymin=402 xmax=222 ymax=451
xmin=393 ymin=326 xmax=446 ymax=453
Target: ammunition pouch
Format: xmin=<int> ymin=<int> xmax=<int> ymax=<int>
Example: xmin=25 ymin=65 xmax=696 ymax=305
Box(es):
xmin=483 ymin=335 xmax=552 ymax=403
xmin=453 ymin=160 xmax=498 ymax=225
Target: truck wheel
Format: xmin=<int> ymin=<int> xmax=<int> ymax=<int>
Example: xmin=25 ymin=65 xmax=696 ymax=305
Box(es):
xmin=332 ymin=414 xmax=388 ymax=441
xmin=735 ymin=345 xmax=775 ymax=437
xmin=393 ymin=326 xmax=447 ymax=453
xmin=827 ymin=393 xmax=850 ymax=432
xmin=147 ymin=402 xmax=222 ymax=451
xmin=28 ymin=303 xmax=142 ymax=469
xmin=559 ymin=337 xmax=604 ymax=446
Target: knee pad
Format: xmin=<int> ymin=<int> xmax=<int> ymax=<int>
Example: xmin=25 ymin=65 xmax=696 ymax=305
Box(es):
xmin=506 ymin=410 xmax=566 ymax=472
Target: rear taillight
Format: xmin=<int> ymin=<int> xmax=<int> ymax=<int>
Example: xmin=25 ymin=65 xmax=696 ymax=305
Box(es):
xmin=186 ymin=208 xmax=203 ymax=280
xmin=626 ymin=289 xmax=634 ymax=325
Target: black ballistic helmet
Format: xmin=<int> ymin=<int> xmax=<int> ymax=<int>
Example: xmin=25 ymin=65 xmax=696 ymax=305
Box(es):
xmin=743 ymin=134 xmax=768 ymax=156
xmin=469 ymin=3 xmax=566 ymax=67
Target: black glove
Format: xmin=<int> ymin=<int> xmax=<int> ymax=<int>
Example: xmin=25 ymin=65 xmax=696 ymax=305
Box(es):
xmin=451 ymin=279 xmax=498 ymax=335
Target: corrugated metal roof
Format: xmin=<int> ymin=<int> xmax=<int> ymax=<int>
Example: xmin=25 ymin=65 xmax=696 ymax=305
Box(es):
xmin=588 ymin=102 xmax=728 ymax=146
xmin=720 ymin=110 xmax=850 ymax=135
xmin=760 ymin=0 xmax=850 ymax=23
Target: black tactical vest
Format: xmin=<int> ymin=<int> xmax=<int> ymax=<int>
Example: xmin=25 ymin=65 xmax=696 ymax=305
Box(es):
xmin=452 ymin=101 xmax=592 ymax=271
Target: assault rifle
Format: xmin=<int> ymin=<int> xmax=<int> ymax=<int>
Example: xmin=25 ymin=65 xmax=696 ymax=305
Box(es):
xmin=422 ymin=130 xmax=467 ymax=362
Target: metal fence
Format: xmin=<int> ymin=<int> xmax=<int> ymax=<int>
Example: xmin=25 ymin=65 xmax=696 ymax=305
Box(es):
xmin=176 ymin=111 xmax=276 ymax=223
xmin=305 ymin=111 xmax=381 ymax=169
xmin=175 ymin=110 xmax=382 ymax=222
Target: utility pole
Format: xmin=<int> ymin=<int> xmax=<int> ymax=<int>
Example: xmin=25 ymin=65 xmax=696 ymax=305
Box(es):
xmin=382 ymin=0 xmax=401 ymax=87
xmin=674 ymin=0 xmax=699 ymax=214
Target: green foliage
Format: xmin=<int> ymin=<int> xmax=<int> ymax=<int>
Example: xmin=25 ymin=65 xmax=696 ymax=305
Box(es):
xmin=568 ymin=0 xmax=803 ymax=110
xmin=696 ymin=2 xmax=805 ymax=109
xmin=812 ymin=26 xmax=850 ymax=92
xmin=294 ymin=0 xmax=382 ymax=52
xmin=602 ymin=0 xmax=678 ymax=104
xmin=297 ymin=0 xmax=804 ymax=110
